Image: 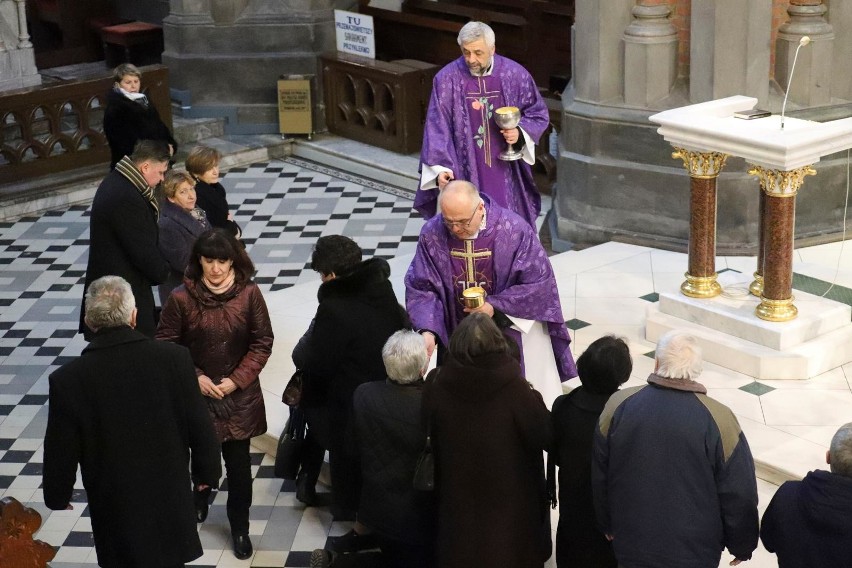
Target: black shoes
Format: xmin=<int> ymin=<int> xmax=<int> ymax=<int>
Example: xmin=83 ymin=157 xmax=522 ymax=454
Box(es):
xmin=232 ymin=534 xmax=253 ymax=560
xmin=310 ymin=549 xmax=337 ymax=567
xmin=194 ymin=487 xmax=212 ymax=523
xmin=296 ymin=471 xmax=318 ymax=506
xmin=328 ymin=529 xmax=379 ymax=553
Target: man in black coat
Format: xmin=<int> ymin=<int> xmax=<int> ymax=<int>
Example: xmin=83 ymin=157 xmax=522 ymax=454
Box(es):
xmin=760 ymin=422 xmax=852 ymax=567
xmin=80 ymin=139 xmax=171 ymax=339
xmin=44 ymin=276 xmax=221 ymax=568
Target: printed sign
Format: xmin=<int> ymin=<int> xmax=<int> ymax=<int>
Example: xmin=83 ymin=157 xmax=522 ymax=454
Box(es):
xmin=278 ymin=78 xmax=312 ymax=134
xmin=334 ymin=10 xmax=375 ymax=59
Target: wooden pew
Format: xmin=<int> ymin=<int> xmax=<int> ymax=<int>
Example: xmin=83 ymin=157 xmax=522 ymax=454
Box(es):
xmin=359 ymin=0 xmax=573 ymax=90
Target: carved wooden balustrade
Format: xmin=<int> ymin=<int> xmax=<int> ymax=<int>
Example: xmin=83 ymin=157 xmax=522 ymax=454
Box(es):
xmin=321 ymin=52 xmax=438 ymax=154
xmin=0 ymin=65 xmax=172 ymax=188
xmin=0 ymin=497 xmax=56 ymax=567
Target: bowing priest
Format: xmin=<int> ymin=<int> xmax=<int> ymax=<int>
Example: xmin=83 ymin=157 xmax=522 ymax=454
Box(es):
xmin=405 ymin=180 xmax=577 ymax=407
xmin=415 ymin=21 xmax=550 ymax=228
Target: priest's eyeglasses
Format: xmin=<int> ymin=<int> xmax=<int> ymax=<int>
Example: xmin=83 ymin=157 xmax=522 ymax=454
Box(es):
xmin=443 ymin=203 xmax=480 ymax=229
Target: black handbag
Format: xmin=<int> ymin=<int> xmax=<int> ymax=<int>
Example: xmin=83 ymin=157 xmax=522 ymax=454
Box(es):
xmin=413 ymin=423 xmax=435 ymax=491
xmin=282 ymin=369 xmax=303 ymax=407
xmin=274 ymin=406 xmax=306 ymax=479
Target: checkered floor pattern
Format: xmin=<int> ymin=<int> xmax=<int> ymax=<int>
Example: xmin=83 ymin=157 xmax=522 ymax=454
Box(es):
xmin=0 ymin=158 xmax=423 ymax=567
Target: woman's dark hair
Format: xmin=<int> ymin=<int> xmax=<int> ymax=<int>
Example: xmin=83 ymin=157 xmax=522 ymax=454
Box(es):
xmin=576 ymin=335 xmax=632 ymax=395
xmin=448 ymin=313 xmax=509 ymax=364
xmin=310 ymin=235 xmax=362 ymax=276
xmin=186 ymin=228 xmax=255 ymax=284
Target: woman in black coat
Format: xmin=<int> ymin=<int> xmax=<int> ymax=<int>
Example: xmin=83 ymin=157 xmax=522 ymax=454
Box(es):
xmin=550 ymin=335 xmax=631 ymax=568
xmin=423 ymin=313 xmax=552 ymax=568
xmin=157 ymin=170 xmax=209 ymax=304
xmin=103 ymin=63 xmax=176 ymax=169
xmin=298 ymin=235 xmax=409 ymax=521
xmin=186 ymin=145 xmax=241 ymax=238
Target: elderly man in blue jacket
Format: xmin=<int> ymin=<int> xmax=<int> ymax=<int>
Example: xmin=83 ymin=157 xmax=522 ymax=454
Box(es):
xmin=760 ymin=422 xmax=852 ymax=567
xmin=592 ymin=330 xmax=759 ymax=568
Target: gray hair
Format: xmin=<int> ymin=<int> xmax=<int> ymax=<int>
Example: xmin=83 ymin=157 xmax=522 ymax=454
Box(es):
xmin=829 ymin=422 xmax=852 ymax=478
xmin=85 ymin=276 xmax=135 ymax=330
xmin=438 ymin=180 xmax=480 ymax=209
xmin=382 ymin=330 xmax=428 ymax=384
xmin=457 ymin=21 xmax=495 ymax=48
xmin=655 ymin=330 xmax=702 ymax=380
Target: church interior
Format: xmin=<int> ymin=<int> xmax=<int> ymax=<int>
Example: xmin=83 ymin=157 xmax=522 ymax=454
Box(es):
xmin=1 ymin=0 xmax=852 ymax=566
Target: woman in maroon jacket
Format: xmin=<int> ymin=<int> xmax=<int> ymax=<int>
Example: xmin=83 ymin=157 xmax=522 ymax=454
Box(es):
xmin=156 ymin=228 xmax=273 ymax=561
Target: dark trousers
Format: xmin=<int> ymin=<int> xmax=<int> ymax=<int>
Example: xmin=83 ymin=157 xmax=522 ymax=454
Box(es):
xmin=222 ymin=438 xmax=252 ymax=535
xmin=377 ymin=535 xmax=434 ymax=568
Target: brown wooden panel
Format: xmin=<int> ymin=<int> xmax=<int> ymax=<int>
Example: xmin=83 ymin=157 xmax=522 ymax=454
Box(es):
xmin=0 ymin=65 xmax=172 ymax=188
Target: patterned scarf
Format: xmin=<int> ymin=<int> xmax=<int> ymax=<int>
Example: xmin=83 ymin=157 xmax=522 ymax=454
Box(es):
xmin=115 ymin=155 xmax=159 ymax=216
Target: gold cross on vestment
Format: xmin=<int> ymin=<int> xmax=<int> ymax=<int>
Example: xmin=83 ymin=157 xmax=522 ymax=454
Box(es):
xmin=464 ymin=77 xmax=501 ymax=167
xmin=450 ymin=240 xmax=492 ymax=285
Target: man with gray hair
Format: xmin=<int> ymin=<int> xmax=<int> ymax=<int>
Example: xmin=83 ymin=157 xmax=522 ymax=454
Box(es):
xmin=760 ymin=422 xmax=852 ymax=566
xmin=415 ymin=20 xmax=549 ymax=228
xmin=311 ymin=330 xmax=435 ymax=568
xmin=44 ymin=275 xmax=221 ymax=568
xmin=591 ymin=330 xmax=759 ymax=568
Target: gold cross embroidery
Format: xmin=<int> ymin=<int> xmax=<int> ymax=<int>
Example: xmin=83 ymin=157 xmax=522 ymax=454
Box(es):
xmin=450 ymin=240 xmax=492 ymax=285
xmin=465 ymin=77 xmax=501 ymax=167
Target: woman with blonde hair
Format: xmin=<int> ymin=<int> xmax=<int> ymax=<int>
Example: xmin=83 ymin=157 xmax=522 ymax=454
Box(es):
xmin=157 ymin=170 xmax=209 ymax=303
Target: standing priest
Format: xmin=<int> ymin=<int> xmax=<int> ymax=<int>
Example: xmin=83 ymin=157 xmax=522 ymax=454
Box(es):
xmin=415 ymin=21 xmax=550 ymax=228
xmin=405 ymin=180 xmax=576 ymax=407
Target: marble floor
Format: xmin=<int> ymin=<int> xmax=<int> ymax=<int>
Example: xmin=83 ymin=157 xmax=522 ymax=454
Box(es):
xmin=2 ymin=157 xmax=851 ymax=567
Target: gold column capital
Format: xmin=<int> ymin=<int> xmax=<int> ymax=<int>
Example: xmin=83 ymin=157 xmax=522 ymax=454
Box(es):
xmin=671 ymin=147 xmax=729 ymax=178
xmin=747 ymin=164 xmax=817 ymax=197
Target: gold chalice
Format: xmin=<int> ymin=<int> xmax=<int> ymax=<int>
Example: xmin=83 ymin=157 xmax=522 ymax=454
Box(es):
xmin=462 ymin=287 xmax=487 ymax=309
xmin=494 ymin=106 xmax=523 ymax=161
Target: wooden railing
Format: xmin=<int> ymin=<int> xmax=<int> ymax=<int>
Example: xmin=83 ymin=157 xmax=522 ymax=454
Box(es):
xmin=0 ymin=497 xmax=56 ymax=567
xmin=321 ymin=52 xmax=438 ymax=154
xmin=0 ymin=64 xmax=172 ymax=187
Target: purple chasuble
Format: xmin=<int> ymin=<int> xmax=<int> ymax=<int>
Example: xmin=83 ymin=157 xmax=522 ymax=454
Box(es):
xmin=405 ymin=197 xmax=577 ymax=381
xmin=416 ymin=55 xmax=549 ymax=228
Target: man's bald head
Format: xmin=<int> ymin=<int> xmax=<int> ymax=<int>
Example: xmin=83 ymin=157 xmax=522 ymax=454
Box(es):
xmin=439 ymin=180 xmax=485 ymax=239
xmin=439 ymin=180 xmax=480 ymax=212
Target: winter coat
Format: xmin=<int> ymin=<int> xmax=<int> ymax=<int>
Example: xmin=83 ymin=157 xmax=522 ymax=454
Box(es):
xmin=103 ymin=89 xmax=176 ymax=169
xmin=157 ymin=200 xmax=209 ymax=304
xmin=299 ymin=257 xmax=409 ymax=511
xmin=422 ymin=352 xmax=553 ymax=568
xmin=194 ymin=179 xmax=241 ymax=237
xmin=592 ymin=374 xmax=760 ymax=568
xmin=551 ymin=386 xmax=617 ymax=568
xmin=760 ymin=469 xmax=852 ymax=567
xmin=156 ymin=278 xmax=273 ymax=442
xmin=353 ymin=380 xmax=436 ymax=547
xmin=43 ymin=326 xmax=221 ymax=568
xmin=80 ymin=167 xmax=170 ymax=338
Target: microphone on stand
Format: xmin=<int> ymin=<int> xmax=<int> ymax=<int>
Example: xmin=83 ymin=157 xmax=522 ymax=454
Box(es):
xmin=780 ymin=36 xmax=811 ymax=130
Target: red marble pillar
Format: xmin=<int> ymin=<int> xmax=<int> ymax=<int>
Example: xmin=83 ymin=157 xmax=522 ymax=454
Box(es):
xmin=672 ymin=148 xmax=728 ymax=298
xmin=749 ymin=190 xmax=767 ymax=296
xmin=748 ymin=164 xmax=817 ymax=321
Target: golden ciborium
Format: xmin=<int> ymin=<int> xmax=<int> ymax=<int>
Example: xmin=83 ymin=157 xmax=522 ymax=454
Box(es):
xmin=462 ymin=286 xmax=487 ymax=309
xmin=494 ymin=106 xmax=523 ymax=161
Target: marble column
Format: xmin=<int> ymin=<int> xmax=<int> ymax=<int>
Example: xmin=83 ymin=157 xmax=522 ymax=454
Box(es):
xmin=623 ymin=2 xmax=678 ymax=106
xmin=748 ymin=165 xmax=817 ymax=321
xmin=573 ymin=0 xmax=634 ymax=103
xmin=749 ymin=190 xmax=767 ymax=296
xmin=672 ymin=148 xmax=728 ymax=298
xmin=690 ymin=0 xmax=771 ymax=106
xmin=825 ymin=0 xmax=852 ymax=100
xmin=776 ymin=0 xmax=834 ymax=106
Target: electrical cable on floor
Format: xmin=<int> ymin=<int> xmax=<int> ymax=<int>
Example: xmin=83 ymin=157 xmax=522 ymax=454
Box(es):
xmin=818 ymin=147 xmax=850 ymax=298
